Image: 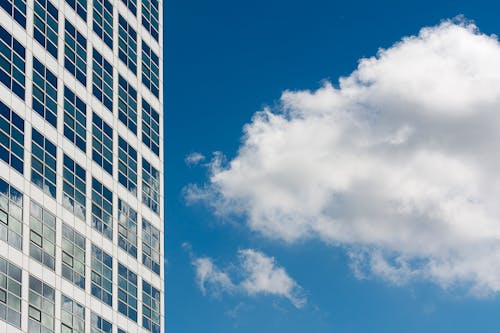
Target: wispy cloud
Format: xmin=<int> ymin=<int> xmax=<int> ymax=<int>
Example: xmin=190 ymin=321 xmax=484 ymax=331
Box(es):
xmin=185 ymin=152 xmax=206 ymax=166
xmin=190 ymin=248 xmax=306 ymax=308
xmin=193 ymin=257 xmax=235 ymax=296
xmin=186 ymin=18 xmax=500 ymax=294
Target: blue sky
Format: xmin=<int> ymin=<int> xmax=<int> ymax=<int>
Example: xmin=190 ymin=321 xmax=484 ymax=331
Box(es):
xmin=165 ymin=1 xmax=500 ymax=332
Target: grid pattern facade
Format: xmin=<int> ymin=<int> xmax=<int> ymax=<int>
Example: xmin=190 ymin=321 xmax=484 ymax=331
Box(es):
xmin=64 ymin=20 xmax=87 ymax=85
xmin=1 ymin=0 xmax=26 ymax=27
xmin=32 ymin=57 xmax=57 ymax=127
xmin=29 ymin=201 xmax=56 ymax=270
xmin=33 ymin=0 xmax=58 ymax=59
xmin=28 ymin=275 xmax=55 ymax=333
xmin=0 ymin=0 xmax=164 ymax=329
xmin=91 ymin=178 xmax=113 ymax=239
xmin=31 ymin=128 xmax=57 ymax=198
xmin=63 ymin=86 xmax=87 ymax=152
xmin=90 ymin=244 xmax=113 ymax=306
xmin=118 ymin=75 xmax=138 ymax=134
xmin=0 ymin=25 xmax=26 ymax=99
xmin=0 ymin=178 xmax=23 ymax=250
xmin=0 ymin=101 xmax=24 ymax=174
xmin=92 ymin=112 xmax=113 ymax=175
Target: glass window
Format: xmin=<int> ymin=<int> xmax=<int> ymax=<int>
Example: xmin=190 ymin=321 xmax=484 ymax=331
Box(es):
xmin=118 ymin=137 xmax=137 ymax=194
xmin=118 ymin=75 xmax=137 ymax=134
xmin=142 ymin=219 xmax=160 ymax=275
xmin=64 ymin=86 xmax=87 ymax=152
xmin=142 ymin=99 xmax=159 ymax=156
xmin=0 ymin=100 xmax=24 ymax=174
xmin=92 ymin=112 xmax=113 ymax=175
xmin=33 ymin=0 xmax=58 ymax=58
xmin=142 ymin=159 xmax=160 ymax=214
xmin=61 ymin=224 xmax=86 ymax=289
xmin=32 ymin=57 xmax=58 ymax=127
xmin=91 ymin=244 xmax=113 ymax=306
xmin=118 ymin=15 xmax=137 ymax=74
xmin=29 ymin=201 xmax=56 ymax=270
xmin=63 ymin=154 xmax=86 ymax=220
xmin=28 ymin=275 xmax=55 ymax=333
xmin=0 ymin=256 xmax=21 ymax=328
xmin=142 ymin=281 xmax=161 ymax=333
xmin=0 ymin=25 xmax=25 ymax=99
xmin=65 ymin=0 xmax=86 ymax=21
xmin=121 ymin=0 xmax=136 ymax=16
xmin=64 ymin=20 xmax=87 ymax=86
xmin=91 ymin=178 xmax=112 ymax=239
xmin=91 ymin=312 xmax=112 ymax=333
xmin=0 ymin=178 xmax=23 ymax=250
xmin=118 ymin=199 xmax=137 ymax=257
xmin=92 ymin=49 xmax=113 ymax=112
xmin=118 ymin=328 xmax=127 ymax=333
xmin=61 ymin=294 xmax=85 ymax=333
xmin=117 ymin=263 xmax=137 ymax=321
xmin=92 ymin=177 xmax=113 ymax=239
xmin=93 ymin=0 xmax=113 ymax=48
xmin=142 ymin=41 xmax=159 ymax=98
xmin=31 ymin=128 xmax=57 ymax=198
xmin=1 ymin=0 xmax=26 ymax=27
xmin=142 ymin=0 xmax=158 ymax=40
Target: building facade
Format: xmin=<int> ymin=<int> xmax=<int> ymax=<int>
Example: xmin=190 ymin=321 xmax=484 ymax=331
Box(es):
xmin=0 ymin=0 xmax=164 ymax=330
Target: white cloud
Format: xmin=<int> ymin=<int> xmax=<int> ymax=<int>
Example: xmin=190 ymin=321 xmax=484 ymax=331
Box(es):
xmin=187 ymin=19 xmax=500 ymax=294
xmin=185 ymin=152 xmax=206 ymax=166
xmin=193 ymin=257 xmax=235 ymax=296
xmin=192 ymin=249 xmax=306 ymax=307
xmin=238 ymin=249 xmax=306 ymax=308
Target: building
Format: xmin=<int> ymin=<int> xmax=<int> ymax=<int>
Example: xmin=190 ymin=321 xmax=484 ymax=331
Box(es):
xmin=0 ymin=0 xmax=164 ymax=330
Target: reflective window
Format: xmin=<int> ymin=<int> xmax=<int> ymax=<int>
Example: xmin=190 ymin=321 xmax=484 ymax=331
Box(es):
xmin=118 ymin=15 xmax=137 ymax=74
xmin=0 ymin=100 xmax=24 ymax=174
xmin=91 ymin=244 xmax=113 ymax=306
xmin=118 ymin=263 xmax=137 ymax=321
xmin=28 ymin=275 xmax=55 ymax=333
xmin=0 ymin=178 xmax=23 ymax=250
xmin=91 ymin=313 xmax=112 ymax=333
xmin=91 ymin=178 xmax=113 ymax=239
xmin=64 ymin=86 xmax=87 ymax=152
xmin=142 ymin=99 xmax=159 ymax=156
xmin=29 ymin=201 xmax=56 ymax=270
xmin=118 ymin=137 xmax=137 ymax=194
xmin=118 ymin=75 xmax=137 ymax=134
xmin=92 ymin=112 xmax=113 ymax=175
xmin=142 ymin=41 xmax=159 ymax=98
xmin=61 ymin=224 xmax=86 ymax=289
xmin=31 ymin=128 xmax=57 ymax=198
xmin=118 ymin=199 xmax=137 ymax=257
xmin=64 ymin=20 xmax=87 ymax=85
xmin=1 ymin=0 xmax=26 ymax=27
xmin=33 ymin=0 xmax=58 ymax=58
xmin=0 ymin=257 xmax=21 ymax=328
xmin=142 ymin=281 xmax=161 ymax=333
xmin=32 ymin=57 xmax=58 ymax=127
xmin=121 ymin=0 xmax=136 ymax=16
xmin=0 ymin=25 xmax=25 ymax=99
xmin=92 ymin=49 xmax=113 ymax=111
xmin=61 ymin=294 xmax=85 ymax=333
xmin=143 ymin=219 xmax=160 ymax=275
xmin=142 ymin=159 xmax=160 ymax=214
xmin=93 ymin=0 xmax=113 ymax=48
xmin=65 ymin=0 xmax=86 ymax=21
xmin=142 ymin=0 xmax=158 ymax=40
xmin=63 ymin=154 xmax=86 ymax=220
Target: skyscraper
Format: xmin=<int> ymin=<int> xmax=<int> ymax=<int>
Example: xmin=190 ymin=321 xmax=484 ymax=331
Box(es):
xmin=0 ymin=0 xmax=164 ymax=330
